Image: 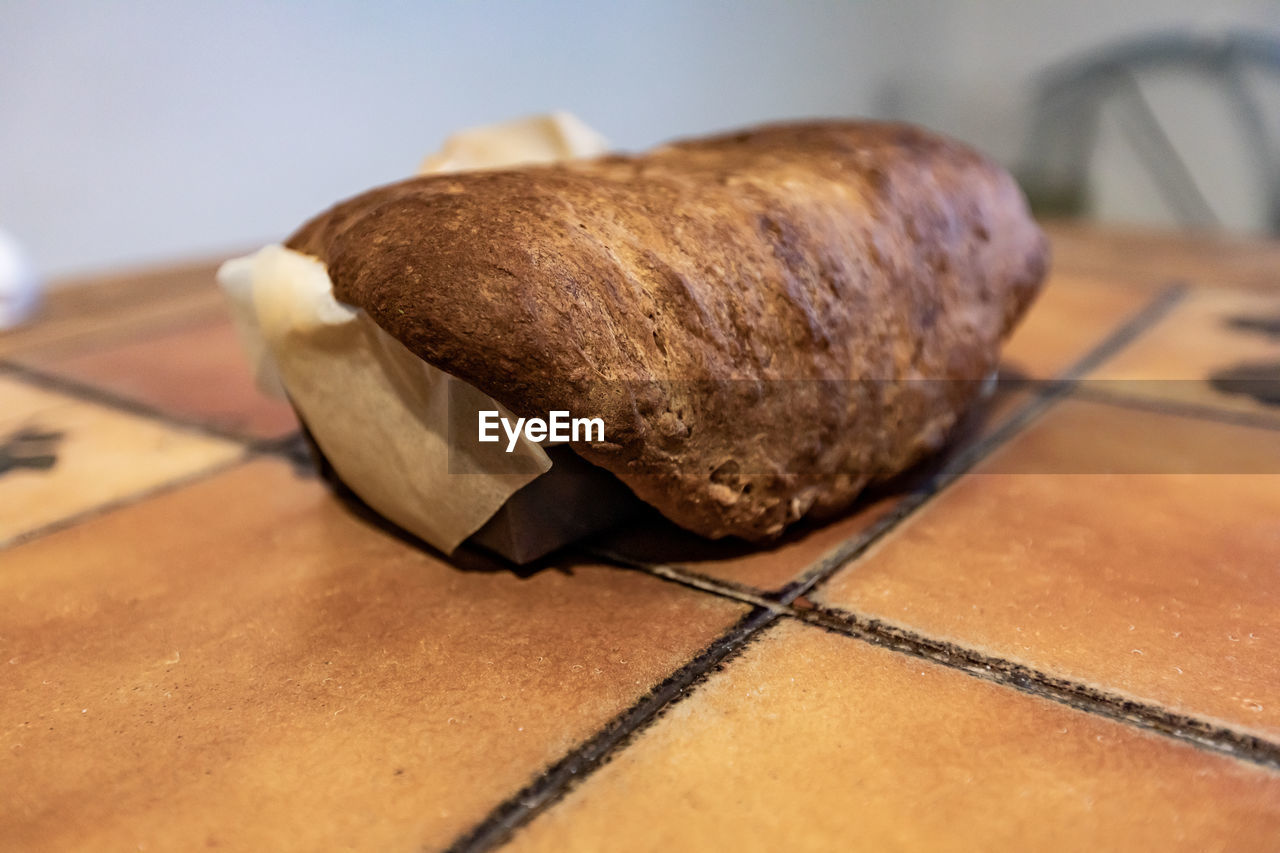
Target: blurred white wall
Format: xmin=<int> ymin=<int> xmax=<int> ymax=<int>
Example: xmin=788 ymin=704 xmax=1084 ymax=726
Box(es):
xmin=3 ymin=0 xmax=1279 ymax=279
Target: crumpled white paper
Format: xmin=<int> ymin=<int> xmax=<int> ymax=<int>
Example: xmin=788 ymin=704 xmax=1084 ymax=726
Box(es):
xmin=217 ymin=112 xmax=610 ymax=553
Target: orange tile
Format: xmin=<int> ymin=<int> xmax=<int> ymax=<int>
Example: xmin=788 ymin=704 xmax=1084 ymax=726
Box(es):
xmin=818 ymin=398 xmax=1280 ymax=739
xmin=0 ymin=459 xmax=745 ymax=852
xmin=601 ymin=268 xmax=1157 ymax=593
xmin=1045 ymin=221 xmax=1280 ymax=293
xmin=0 ymin=377 xmax=244 ymax=545
xmin=1089 ymin=287 xmax=1280 ymax=424
xmin=977 ymin=395 xmax=1280 ymax=474
xmin=592 ymin=381 xmax=1031 ymax=592
xmin=592 ymin=254 xmax=1163 ymax=590
xmin=0 ymin=259 xmax=228 ymax=359
xmin=590 ymin=491 xmax=903 ymax=593
xmin=512 ymin=622 xmax=1280 ymax=852
xmin=1001 ymin=272 xmax=1156 ymax=379
xmin=15 ymin=315 xmax=297 ymax=440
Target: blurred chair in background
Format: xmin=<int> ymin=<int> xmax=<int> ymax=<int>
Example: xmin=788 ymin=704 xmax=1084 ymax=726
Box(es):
xmin=1018 ymin=30 xmax=1280 ymax=234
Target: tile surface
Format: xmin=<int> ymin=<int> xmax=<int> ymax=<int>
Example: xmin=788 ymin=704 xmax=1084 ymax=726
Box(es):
xmin=1045 ymin=221 xmax=1280 ymax=293
xmin=601 ymin=271 xmax=1160 ymax=594
xmin=1089 ymin=287 xmax=1280 ymax=422
xmin=511 ymin=622 xmax=1280 ymax=852
xmin=0 ymin=460 xmax=746 ymax=852
xmin=1000 ymin=272 xmax=1156 ymax=379
xmin=584 ymin=267 xmax=1158 ymax=593
xmin=5 ymin=225 xmax=1280 ymax=851
xmin=818 ymin=398 xmax=1280 ymax=738
xmin=17 ymin=315 xmax=297 ymax=440
xmin=592 ymin=385 xmax=1024 ymax=594
xmin=591 ymin=490 xmax=905 ymax=593
xmin=0 ymin=376 xmax=243 ymax=544
xmin=0 ymin=260 xmax=227 ymax=359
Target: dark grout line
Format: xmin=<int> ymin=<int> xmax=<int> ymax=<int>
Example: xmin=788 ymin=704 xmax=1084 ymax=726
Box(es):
xmin=0 ymin=362 xmax=309 ymax=553
xmin=780 ymin=280 xmax=1189 ymax=604
xmin=0 ymin=433 xmax=311 ymax=553
xmin=775 ymin=389 xmax=1055 ymax=603
xmin=1059 ymin=282 xmax=1190 ymax=377
xmin=1071 ymin=384 xmax=1280 ymax=433
xmin=443 ymin=606 xmax=782 ymax=853
xmin=586 ymin=549 xmax=1280 ymax=774
xmin=0 ymin=357 xmax=299 ymax=450
xmin=582 ymin=546 xmax=784 ymax=610
xmin=0 ymin=451 xmax=254 ymax=550
xmin=790 ymin=603 xmax=1280 ymax=771
xmin=442 ymin=282 xmax=1198 ymax=852
xmin=780 ymin=374 xmax=1072 ymax=602
xmin=0 ymin=357 xmax=309 ymax=553
xmin=582 ymin=281 xmax=1280 ymax=766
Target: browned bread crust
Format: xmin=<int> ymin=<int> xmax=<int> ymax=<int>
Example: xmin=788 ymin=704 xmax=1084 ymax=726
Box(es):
xmin=287 ymin=121 xmax=1048 ymax=540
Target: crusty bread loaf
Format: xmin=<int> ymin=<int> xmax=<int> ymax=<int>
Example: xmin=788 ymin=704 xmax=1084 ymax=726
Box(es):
xmin=287 ymin=121 xmax=1047 ymax=540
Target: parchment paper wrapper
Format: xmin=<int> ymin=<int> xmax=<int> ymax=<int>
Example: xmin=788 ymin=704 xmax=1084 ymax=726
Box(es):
xmin=217 ymin=113 xmax=615 ymax=556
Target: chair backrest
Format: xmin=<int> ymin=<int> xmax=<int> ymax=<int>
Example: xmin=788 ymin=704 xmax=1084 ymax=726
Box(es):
xmin=1018 ymin=30 xmax=1280 ymax=234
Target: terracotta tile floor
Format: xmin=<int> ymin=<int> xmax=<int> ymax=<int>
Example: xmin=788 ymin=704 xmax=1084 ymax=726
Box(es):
xmin=1 ymin=225 xmax=1278 ymax=851
xmin=816 ymin=399 xmax=1280 ymax=738
xmin=0 ymin=377 xmax=243 ymax=545
xmin=12 ymin=314 xmax=298 ymax=440
xmin=1088 ymin=287 xmax=1280 ymax=425
xmin=512 ymin=623 xmax=1280 ymax=853
xmin=591 ymin=269 xmax=1162 ymax=593
xmin=1000 ymin=270 xmax=1160 ymax=379
xmin=1 ymin=460 xmax=745 ymax=851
